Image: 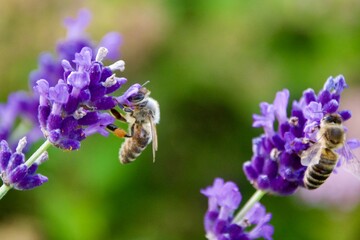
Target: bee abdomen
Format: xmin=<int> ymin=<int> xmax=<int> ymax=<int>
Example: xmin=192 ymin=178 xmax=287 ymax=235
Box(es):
xmin=119 ymin=139 xmax=145 ymax=164
xmin=119 ymin=125 xmax=151 ymax=164
xmin=303 ymin=149 xmax=337 ymax=190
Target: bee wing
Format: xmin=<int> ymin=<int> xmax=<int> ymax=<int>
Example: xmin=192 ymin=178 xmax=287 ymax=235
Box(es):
xmin=339 ymin=139 xmax=360 ymax=179
xmin=149 ymin=116 xmax=158 ymax=162
xmin=300 ymin=143 xmax=322 ymax=166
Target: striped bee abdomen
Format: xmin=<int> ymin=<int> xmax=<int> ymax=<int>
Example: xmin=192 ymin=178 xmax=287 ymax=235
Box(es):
xmin=303 ymin=148 xmax=338 ymax=190
xmin=119 ymin=123 xmax=152 ymax=164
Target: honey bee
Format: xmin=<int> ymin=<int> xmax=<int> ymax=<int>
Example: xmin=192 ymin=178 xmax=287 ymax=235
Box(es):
xmin=301 ymin=113 xmax=349 ymax=189
xmin=107 ymin=86 xmax=160 ymax=164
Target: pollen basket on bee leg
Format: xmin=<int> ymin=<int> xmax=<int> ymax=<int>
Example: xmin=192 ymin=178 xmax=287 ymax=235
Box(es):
xmin=106 ymin=124 xmax=127 ymax=138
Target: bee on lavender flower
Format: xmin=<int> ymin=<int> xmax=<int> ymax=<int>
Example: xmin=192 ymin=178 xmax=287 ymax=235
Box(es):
xmin=301 ymin=113 xmax=359 ymax=189
xmin=107 ymin=86 xmax=160 ymax=164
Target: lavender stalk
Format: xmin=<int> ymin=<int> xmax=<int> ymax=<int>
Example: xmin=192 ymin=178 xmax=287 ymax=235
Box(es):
xmin=232 ymin=189 xmax=266 ymax=223
xmin=0 ymin=139 xmax=51 ymax=200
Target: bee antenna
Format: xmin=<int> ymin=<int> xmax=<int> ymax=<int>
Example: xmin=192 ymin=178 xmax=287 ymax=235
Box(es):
xmin=142 ymin=80 xmax=150 ymax=87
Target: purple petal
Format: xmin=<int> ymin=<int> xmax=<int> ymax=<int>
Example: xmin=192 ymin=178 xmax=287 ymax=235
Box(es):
xmin=115 ymin=84 xmax=142 ymax=106
xmin=89 ymin=63 xmax=102 ymax=85
xmin=243 ymin=161 xmax=259 ymax=180
xmin=201 ymin=178 xmax=225 ymax=198
xmin=94 ymin=97 xmax=116 ymax=110
xmin=217 ymin=181 xmax=241 ymax=210
xmin=98 ymin=32 xmax=123 ymax=60
xmin=273 ymin=89 xmax=289 ymax=124
xmin=47 ymin=114 xmax=63 ymax=130
xmin=322 ymin=99 xmax=339 ymax=113
xmin=27 ymin=163 xmax=39 ymax=176
xmin=228 ymin=224 xmax=246 ymax=239
xmin=48 ymin=129 xmax=61 ymax=143
xmin=252 ymin=156 xmax=265 ymax=174
xmin=7 ymin=153 xmax=25 ymax=172
xmin=34 ymin=79 xmax=50 ymax=95
xmin=339 ymin=110 xmax=351 ymax=121
xmin=77 ymin=112 xmax=99 ymax=125
xmin=106 ymin=77 xmax=127 ymax=94
xmin=67 ymin=71 xmax=90 ymax=89
xmin=57 ymin=139 xmax=81 ymax=151
xmin=253 ymin=102 xmax=275 ymax=137
xmin=257 ymin=175 xmax=271 ymax=189
xmin=99 ymin=67 xmax=113 ymax=82
xmin=61 ymin=59 xmax=74 ymax=72
xmin=63 ymin=9 xmax=92 ymax=39
xmin=89 ymin=84 xmax=106 ymax=102
xmin=323 ymin=75 xmax=348 ymax=95
xmin=34 ymin=79 xmax=50 ymax=106
xmin=245 ymin=202 xmax=266 ymax=224
xmin=14 ymin=174 xmax=48 ymax=190
xmin=83 ymin=113 xmax=114 ymax=137
xmin=73 ymin=47 xmax=92 ymax=71
xmin=302 ymin=88 xmax=317 ymax=105
xmin=270 ymin=176 xmax=298 ymax=195
xmin=64 ymin=95 xmax=80 ymax=114
xmin=49 ymin=81 xmax=69 ymax=104
xmin=303 ymin=102 xmax=323 ymax=121
xmin=38 ymin=105 xmax=51 ymax=129
xmin=347 ymin=139 xmax=360 ymax=149
xmin=263 ymin=160 xmax=278 ymax=179
xmin=29 ymin=53 xmax=62 ymax=87
xmin=7 ymin=164 xmax=28 ymax=184
xmin=318 ymin=90 xmax=331 ymax=106
xmin=0 ymin=140 xmax=12 ymax=171
xmin=60 ymin=117 xmax=78 ymax=135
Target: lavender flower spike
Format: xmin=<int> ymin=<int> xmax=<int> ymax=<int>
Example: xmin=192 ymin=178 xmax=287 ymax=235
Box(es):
xmin=243 ymin=75 xmax=359 ymax=195
xmin=201 ymin=178 xmax=274 ymax=240
xmin=0 ymin=137 xmax=48 ymax=190
xmin=35 ymin=46 xmax=141 ymax=150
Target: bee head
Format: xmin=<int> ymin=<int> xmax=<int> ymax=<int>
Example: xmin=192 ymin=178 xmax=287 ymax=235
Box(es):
xmin=128 ymin=87 xmax=150 ymax=104
xmin=322 ymin=113 xmax=342 ymax=125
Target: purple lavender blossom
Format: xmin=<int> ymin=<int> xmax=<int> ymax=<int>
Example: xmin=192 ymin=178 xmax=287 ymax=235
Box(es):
xmin=243 ymin=75 xmax=358 ymax=195
xmin=0 ymin=92 xmax=42 ymax=150
xmin=201 ymin=178 xmax=274 ymax=240
xmin=30 ymin=8 xmax=122 ymax=88
xmin=0 ymin=137 xmax=48 ymax=190
xmin=0 ymin=9 xmax=123 ymax=152
xmin=34 ymin=46 xmax=139 ymax=150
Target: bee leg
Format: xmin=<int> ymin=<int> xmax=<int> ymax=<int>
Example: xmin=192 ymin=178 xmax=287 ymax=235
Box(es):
xmin=127 ymin=124 xmax=135 ymax=138
xmin=80 ymin=104 xmax=96 ymax=111
xmin=110 ymin=108 xmax=127 ymax=122
xmin=106 ymin=124 xmax=131 ymax=138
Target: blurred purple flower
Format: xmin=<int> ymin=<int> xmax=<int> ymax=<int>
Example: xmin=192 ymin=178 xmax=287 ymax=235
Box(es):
xmin=297 ymin=167 xmax=360 ymax=211
xmin=243 ymin=75 xmax=358 ymax=195
xmin=30 ymin=8 xmax=123 ymax=88
xmin=201 ymin=178 xmax=274 ymax=240
xmin=0 ymin=138 xmax=48 ymax=190
xmin=0 ymin=92 xmax=42 ymax=150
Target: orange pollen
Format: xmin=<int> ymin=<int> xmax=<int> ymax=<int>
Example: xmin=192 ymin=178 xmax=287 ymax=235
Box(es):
xmin=114 ymin=128 xmax=127 ymax=138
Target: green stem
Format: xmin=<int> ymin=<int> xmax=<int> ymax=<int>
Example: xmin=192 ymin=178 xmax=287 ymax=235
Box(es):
xmin=24 ymin=140 xmax=52 ymax=167
xmin=0 ymin=140 xmax=52 ymax=200
xmin=0 ymin=184 xmax=12 ymax=200
xmin=232 ymin=189 xmax=267 ymax=223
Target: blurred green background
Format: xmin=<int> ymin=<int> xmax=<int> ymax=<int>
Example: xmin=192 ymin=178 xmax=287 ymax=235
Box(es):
xmin=1 ymin=0 xmax=360 ymax=239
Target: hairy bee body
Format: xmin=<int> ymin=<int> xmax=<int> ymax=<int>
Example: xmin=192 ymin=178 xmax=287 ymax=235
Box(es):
xmin=119 ymin=89 xmax=160 ymax=164
xmin=301 ymin=113 xmax=345 ymax=190
xmin=303 ymin=148 xmax=338 ymax=189
xmin=119 ymin=123 xmax=152 ymax=164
